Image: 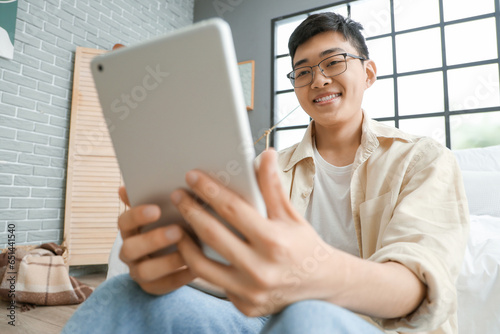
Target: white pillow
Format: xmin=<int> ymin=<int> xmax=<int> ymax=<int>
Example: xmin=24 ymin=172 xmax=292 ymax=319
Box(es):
xmin=461 ymin=171 xmax=500 ymax=217
xmin=453 ymin=145 xmax=500 ymax=171
xmin=457 ymin=215 xmax=500 ymax=334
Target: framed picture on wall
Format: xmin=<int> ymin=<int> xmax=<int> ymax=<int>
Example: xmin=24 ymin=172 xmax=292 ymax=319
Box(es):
xmin=0 ymin=0 xmax=18 ymax=60
xmin=238 ymin=60 xmax=255 ymax=111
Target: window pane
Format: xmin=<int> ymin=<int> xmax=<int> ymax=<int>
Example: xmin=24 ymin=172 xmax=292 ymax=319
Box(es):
xmin=443 ymin=0 xmax=494 ymax=22
xmin=311 ymin=4 xmax=348 ymax=17
xmin=396 ymin=28 xmax=442 ymax=73
xmin=450 ymin=111 xmax=500 ymax=149
xmin=362 ymin=78 xmax=395 ymax=118
xmin=349 ymin=0 xmax=391 ymax=38
xmin=276 ymin=56 xmax=293 ymax=91
xmin=275 ymin=92 xmax=310 ymax=127
xmin=394 ymin=0 xmax=440 ymax=31
xmin=448 ymin=64 xmax=500 ymax=111
xmin=445 ymin=18 xmax=498 ymax=66
xmin=398 ymin=72 xmax=444 ymax=116
xmin=398 ymin=116 xmax=446 ymax=146
xmin=366 ymin=37 xmax=393 ymax=76
xmin=275 ymin=128 xmax=307 ymax=151
xmin=275 ymin=15 xmax=307 ymax=56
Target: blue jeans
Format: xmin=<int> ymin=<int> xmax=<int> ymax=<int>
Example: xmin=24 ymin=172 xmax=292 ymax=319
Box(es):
xmin=62 ymin=274 xmax=383 ymax=334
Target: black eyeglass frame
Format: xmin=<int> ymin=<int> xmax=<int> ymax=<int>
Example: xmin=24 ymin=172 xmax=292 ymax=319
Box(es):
xmin=286 ymin=52 xmax=367 ymax=88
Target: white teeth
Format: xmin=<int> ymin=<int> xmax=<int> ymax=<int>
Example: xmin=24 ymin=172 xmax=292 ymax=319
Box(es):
xmin=314 ymin=93 xmax=340 ymax=103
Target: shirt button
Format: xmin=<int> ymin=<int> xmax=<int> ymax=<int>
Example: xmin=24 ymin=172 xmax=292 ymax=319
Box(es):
xmin=302 ymin=192 xmax=309 ymax=198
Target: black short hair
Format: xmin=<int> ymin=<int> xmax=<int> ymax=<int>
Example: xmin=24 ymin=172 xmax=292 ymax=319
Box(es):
xmin=288 ymin=12 xmax=369 ymax=65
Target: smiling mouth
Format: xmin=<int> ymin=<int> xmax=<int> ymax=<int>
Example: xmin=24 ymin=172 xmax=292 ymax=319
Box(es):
xmin=313 ymin=93 xmax=341 ymax=103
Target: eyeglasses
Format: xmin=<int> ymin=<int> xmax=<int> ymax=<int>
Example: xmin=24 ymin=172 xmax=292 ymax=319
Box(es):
xmin=286 ymin=53 xmax=367 ymax=88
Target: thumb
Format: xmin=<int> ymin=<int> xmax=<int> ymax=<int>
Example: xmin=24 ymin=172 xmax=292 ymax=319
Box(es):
xmin=118 ymin=186 xmax=131 ymax=207
xmin=257 ymin=149 xmax=299 ymax=221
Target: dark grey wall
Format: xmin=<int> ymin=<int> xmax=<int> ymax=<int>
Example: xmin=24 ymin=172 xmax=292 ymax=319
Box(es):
xmin=193 ymin=0 xmax=341 ymax=153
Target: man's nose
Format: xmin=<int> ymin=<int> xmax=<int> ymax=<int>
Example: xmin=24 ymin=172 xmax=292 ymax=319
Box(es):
xmin=310 ymin=65 xmax=332 ymax=88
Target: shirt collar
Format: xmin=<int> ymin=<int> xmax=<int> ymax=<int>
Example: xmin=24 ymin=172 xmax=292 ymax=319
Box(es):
xmin=282 ymin=111 xmax=415 ymax=172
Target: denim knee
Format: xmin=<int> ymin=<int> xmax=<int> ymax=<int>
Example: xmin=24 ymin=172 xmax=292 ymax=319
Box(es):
xmin=62 ymin=274 xmax=146 ymax=334
xmin=63 ymin=274 xmax=265 ymax=334
xmin=153 ymin=285 xmax=263 ymax=334
xmin=262 ymin=300 xmax=383 ymax=334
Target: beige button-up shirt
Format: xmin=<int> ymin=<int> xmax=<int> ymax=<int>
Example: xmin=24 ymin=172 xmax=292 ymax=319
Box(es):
xmin=274 ymin=115 xmax=469 ymax=333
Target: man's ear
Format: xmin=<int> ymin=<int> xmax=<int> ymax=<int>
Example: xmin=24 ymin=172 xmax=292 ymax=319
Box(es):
xmin=364 ymin=59 xmax=377 ymax=89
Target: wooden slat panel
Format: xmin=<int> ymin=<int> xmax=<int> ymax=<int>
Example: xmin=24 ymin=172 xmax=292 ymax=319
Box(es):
xmin=70 ymin=212 xmax=121 ymax=218
xmin=71 ymin=237 xmax=118 ymax=243
xmin=70 ymin=196 xmax=120 ymax=202
xmin=72 ymin=165 xmax=120 ymax=171
xmin=70 ymin=248 xmax=116 ymax=253
xmin=71 ymin=192 xmax=120 ymax=199
xmin=73 ymin=158 xmax=117 ymax=164
xmin=70 ymin=230 xmax=119 ymax=235
xmin=71 ymin=185 xmax=120 ymax=192
xmin=69 ymin=255 xmax=110 ymax=266
xmin=70 ymin=177 xmax=120 ymax=185
xmin=69 ymin=223 xmax=119 ymax=228
xmin=71 ymin=232 xmax=119 ymax=239
xmin=69 ymin=218 xmax=119 ymax=223
xmin=67 ymin=222 xmax=118 ymax=228
xmin=64 ymin=47 xmax=124 ymax=266
xmin=70 ymin=208 xmax=120 ymax=214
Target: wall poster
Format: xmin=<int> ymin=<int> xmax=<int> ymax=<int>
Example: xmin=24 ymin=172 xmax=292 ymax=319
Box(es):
xmin=0 ymin=0 xmax=18 ymax=60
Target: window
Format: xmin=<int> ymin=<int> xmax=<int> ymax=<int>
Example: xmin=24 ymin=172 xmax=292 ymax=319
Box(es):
xmin=271 ymin=0 xmax=500 ymax=151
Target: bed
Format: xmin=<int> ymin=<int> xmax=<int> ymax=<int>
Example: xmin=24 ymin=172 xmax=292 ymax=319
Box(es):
xmin=453 ymin=145 xmax=500 ymax=333
xmin=107 ymin=145 xmax=500 ymax=333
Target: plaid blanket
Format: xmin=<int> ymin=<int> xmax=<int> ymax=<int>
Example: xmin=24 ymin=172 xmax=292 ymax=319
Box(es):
xmin=0 ymin=243 xmax=93 ymax=307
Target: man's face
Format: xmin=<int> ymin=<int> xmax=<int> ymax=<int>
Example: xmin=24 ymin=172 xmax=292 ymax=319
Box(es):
xmin=292 ymin=31 xmax=376 ymax=129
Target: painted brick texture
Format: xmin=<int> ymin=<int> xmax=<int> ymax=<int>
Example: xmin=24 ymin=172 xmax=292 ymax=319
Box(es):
xmin=0 ymin=0 xmax=194 ymax=250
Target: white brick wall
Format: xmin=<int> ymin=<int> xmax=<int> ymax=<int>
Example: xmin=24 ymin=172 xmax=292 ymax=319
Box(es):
xmin=0 ymin=0 xmax=194 ymax=250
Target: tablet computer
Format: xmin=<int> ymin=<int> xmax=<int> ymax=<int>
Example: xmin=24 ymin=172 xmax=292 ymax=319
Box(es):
xmin=90 ymin=18 xmax=266 ymax=264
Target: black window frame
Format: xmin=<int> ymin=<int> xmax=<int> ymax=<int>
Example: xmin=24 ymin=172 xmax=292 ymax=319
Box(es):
xmin=271 ymin=0 xmax=500 ymax=150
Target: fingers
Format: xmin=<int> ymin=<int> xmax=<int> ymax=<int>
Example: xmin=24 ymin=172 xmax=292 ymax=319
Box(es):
xmin=118 ymin=186 xmax=130 ymax=207
xmin=118 ymin=204 xmax=161 ymax=239
xmin=116 ymin=190 xmax=198 ymax=296
xmin=257 ymin=149 xmax=302 ymax=222
xmin=170 ymin=189 xmax=253 ymax=265
xmin=180 ymin=170 xmax=268 ymax=242
xmin=177 ymin=229 xmax=238 ymax=291
xmin=120 ymin=224 xmax=182 ymax=263
xmin=139 ymin=268 xmax=196 ymax=295
xmin=129 ymin=251 xmax=187 ymax=283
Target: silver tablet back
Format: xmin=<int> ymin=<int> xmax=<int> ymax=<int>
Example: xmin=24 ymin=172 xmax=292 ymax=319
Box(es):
xmin=90 ymin=19 xmax=265 ymax=263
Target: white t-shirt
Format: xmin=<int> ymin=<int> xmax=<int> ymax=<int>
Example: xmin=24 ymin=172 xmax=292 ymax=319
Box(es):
xmin=304 ymin=141 xmax=360 ymax=257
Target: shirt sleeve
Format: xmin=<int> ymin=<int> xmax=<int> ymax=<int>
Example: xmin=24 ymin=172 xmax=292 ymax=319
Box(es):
xmin=368 ymin=139 xmax=470 ymax=331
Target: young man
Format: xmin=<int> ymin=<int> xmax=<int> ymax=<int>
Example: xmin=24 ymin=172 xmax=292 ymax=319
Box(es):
xmin=63 ymin=13 xmax=469 ymax=334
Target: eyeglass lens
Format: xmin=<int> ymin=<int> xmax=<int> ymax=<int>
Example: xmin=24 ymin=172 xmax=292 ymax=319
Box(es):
xmin=291 ymin=54 xmax=347 ymax=88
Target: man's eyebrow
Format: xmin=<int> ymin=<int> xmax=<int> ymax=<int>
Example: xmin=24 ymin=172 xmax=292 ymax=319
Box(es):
xmin=293 ymin=47 xmax=346 ymax=69
xmin=293 ymin=58 xmax=308 ymax=69
xmin=320 ymin=47 xmax=346 ymax=58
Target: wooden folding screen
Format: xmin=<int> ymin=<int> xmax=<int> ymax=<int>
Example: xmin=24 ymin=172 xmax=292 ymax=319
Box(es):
xmin=64 ymin=47 xmax=125 ymax=265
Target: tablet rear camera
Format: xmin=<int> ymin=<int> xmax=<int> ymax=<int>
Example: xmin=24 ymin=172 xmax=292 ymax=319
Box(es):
xmin=98 ymin=64 xmax=103 ymax=72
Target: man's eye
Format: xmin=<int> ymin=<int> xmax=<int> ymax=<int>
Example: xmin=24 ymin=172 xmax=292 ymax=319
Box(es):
xmin=296 ymin=69 xmax=311 ymax=78
xmin=326 ymin=60 xmax=341 ymax=67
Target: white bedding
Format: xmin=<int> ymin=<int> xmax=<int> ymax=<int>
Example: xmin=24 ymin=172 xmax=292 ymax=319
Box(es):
xmin=457 ymin=215 xmax=500 ymax=333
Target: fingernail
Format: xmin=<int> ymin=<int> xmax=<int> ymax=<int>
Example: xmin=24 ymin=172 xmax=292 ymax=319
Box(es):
xmin=171 ymin=190 xmax=183 ymax=205
xmin=143 ymin=206 xmax=159 ymax=219
xmin=165 ymin=226 xmax=181 ymax=241
xmin=186 ymin=171 xmax=198 ymax=185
